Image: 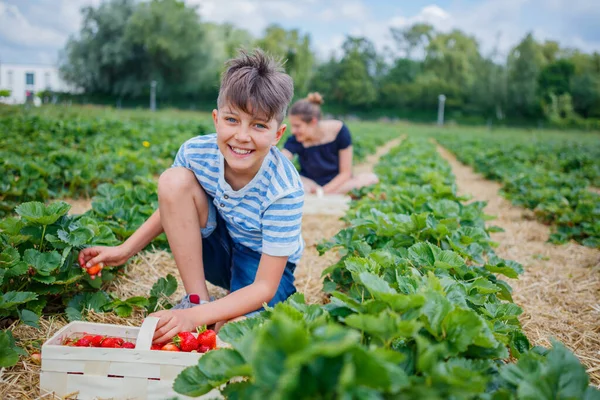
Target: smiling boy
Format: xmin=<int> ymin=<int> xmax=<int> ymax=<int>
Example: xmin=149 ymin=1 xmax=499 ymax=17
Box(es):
xmin=78 ymin=49 xmax=304 ymax=343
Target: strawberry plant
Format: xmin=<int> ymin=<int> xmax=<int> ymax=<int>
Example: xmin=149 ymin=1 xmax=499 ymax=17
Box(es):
xmin=0 ymin=201 xmax=120 ymax=329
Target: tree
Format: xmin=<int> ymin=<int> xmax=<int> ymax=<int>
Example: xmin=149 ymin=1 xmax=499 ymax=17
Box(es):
xmin=60 ymin=0 xmax=137 ymax=96
xmin=423 ymin=30 xmax=482 ymax=110
xmin=60 ymin=0 xmax=213 ymax=98
xmin=255 ymin=25 xmax=315 ymax=96
xmin=538 ymin=59 xmax=575 ymax=101
xmin=333 ymin=37 xmax=380 ymax=108
xmin=390 ymin=23 xmax=434 ymax=59
xmin=571 ymin=73 xmax=600 ymax=117
xmin=124 ymin=0 xmax=209 ymax=97
xmin=506 ymin=33 xmax=546 ymax=117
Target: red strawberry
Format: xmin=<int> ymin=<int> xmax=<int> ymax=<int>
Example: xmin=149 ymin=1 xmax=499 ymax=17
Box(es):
xmin=173 ymin=332 xmax=199 ymax=352
xmin=75 ymin=337 xmax=93 ymax=347
xmin=122 ymin=342 xmax=135 ymax=349
xmin=90 ymin=335 xmax=105 ymax=347
xmin=150 ymin=344 xmax=163 ymax=350
xmin=101 ymin=337 xmax=124 ymax=348
xmin=161 ymin=343 xmax=180 ymax=352
xmin=196 ymin=326 xmax=217 ymax=350
xmin=198 ymin=345 xmax=210 ymax=353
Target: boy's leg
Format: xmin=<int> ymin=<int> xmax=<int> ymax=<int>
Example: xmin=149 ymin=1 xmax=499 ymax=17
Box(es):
xmin=229 ymin=243 xmax=297 ymax=314
xmin=158 ymin=167 xmax=213 ymax=301
xmin=332 ymin=172 xmax=379 ymax=194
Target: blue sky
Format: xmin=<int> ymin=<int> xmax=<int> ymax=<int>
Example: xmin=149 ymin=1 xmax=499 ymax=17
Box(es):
xmin=1 ymin=0 xmax=599 ymax=65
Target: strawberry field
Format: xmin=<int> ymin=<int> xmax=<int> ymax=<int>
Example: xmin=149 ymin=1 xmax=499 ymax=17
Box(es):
xmin=1 ymin=105 xmax=599 ymax=398
xmin=435 ymin=131 xmax=600 ymax=248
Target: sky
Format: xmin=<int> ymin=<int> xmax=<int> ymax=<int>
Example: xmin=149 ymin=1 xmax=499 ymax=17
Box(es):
xmin=1 ymin=0 xmax=599 ymax=66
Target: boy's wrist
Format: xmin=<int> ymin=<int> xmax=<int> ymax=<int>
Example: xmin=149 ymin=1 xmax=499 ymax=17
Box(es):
xmin=119 ymin=242 xmax=136 ymax=258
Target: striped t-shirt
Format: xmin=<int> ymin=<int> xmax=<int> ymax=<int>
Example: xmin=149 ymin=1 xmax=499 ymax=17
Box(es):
xmin=172 ymin=134 xmax=305 ymax=264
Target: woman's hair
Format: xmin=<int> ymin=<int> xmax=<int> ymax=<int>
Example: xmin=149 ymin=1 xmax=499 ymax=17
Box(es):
xmin=289 ymin=92 xmax=324 ymax=123
xmin=217 ymin=48 xmax=294 ymax=124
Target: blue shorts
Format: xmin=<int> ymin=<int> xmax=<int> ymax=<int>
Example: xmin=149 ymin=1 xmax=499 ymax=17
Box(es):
xmin=201 ymin=199 xmax=297 ymax=314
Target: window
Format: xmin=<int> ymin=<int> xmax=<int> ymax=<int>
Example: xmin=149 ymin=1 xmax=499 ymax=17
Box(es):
xmin=45 ymin=72 xmax=51 ymax=88
xmin=7 ymin=71 xmax=13 ymax=86
xmin=26 ymin=72 xmax=34 ymax=85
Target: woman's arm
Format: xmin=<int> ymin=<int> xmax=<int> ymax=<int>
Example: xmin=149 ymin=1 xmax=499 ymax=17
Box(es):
xmin=323 ymin=146 xmax=353 ymax=194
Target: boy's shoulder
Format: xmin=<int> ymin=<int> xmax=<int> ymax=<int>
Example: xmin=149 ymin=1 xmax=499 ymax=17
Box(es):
xmin=181 ymin=133 xmax=218 ymax=148
xmin=263 ymin=147 xmax=304 ymax=195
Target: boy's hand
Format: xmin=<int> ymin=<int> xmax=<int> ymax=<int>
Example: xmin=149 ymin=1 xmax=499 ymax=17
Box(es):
xmin=150 ymin=309 xmax=198 ymax=344
xmin=78 ymin=245 xmax=131 ymax=279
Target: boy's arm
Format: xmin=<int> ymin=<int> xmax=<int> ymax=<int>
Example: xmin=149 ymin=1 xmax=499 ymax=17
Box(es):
xmin=323 ymin=146 xmax=353 ymax=194
xmin=195 ymin=254 xmax=287 ymax=323
xmin=151 ymin=254 xmax=288 ymax=343
xmin=121 ymin=210 xmax=164 ymax=257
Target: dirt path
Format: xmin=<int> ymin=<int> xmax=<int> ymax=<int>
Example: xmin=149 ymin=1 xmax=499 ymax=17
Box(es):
xmin=436 ymin=144 xmax=600 ymax=385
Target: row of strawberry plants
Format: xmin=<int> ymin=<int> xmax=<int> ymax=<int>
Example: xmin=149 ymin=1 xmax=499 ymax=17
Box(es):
xmin=172 ymin=138 xmax=598 ymax=399
xmin=436 ymin=133 xmax=600 ymax=248
xmin=0 ymin=109 xmax=210 ymax=216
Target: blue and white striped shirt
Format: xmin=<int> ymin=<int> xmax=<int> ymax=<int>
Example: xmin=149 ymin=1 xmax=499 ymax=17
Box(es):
xmin=172 ymin=134 xmax=304 ymax=264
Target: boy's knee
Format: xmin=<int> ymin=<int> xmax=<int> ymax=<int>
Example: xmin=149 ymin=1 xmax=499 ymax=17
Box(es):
xmin=158 ymin=168 xmax=199 ymax=198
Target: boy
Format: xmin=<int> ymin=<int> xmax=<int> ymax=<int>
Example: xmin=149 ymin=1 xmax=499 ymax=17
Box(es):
xmin=78 ymin=49 xmax=304 ymax=343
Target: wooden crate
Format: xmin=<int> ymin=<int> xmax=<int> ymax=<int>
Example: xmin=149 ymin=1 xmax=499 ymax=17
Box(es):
xmin=40 ymin=316 xmax=224 ymax=399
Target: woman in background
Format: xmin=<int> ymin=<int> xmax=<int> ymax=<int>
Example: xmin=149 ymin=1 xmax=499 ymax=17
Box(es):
xmin=282 ymin=92 xmax=379 ymax=195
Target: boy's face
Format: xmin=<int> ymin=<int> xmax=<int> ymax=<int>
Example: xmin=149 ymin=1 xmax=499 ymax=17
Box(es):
xmin=213 ymin=104 xmax=286 ymax=179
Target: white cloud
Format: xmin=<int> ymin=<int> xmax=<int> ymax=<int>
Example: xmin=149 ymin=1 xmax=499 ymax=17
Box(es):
xmin=0 ymin=2 xmax=66 ymax=49
xmin=188 ymin=0 xmax=305 ymax=35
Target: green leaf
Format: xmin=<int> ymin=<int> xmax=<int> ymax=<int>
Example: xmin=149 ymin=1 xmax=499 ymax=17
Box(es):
xmin=345 ymin=311 xmax=421 ymax=345
xmin=434 ymin=250 xmax=466 ymax=270
xmin=15 ymin=201 xmax=70 ymax=225
xmin=198 ymin=348 xmax=249 ymax=382
xmin=114 ymin=304 xmax=133 ymax=317
xmin=65 ymin=306 xmax=83 ymax=322
xmin=0 ymin=247 xmax=20 ymax=268
xmin=173 ymin=365 xmax=217 ymax=397
xmin=85 ymin=291 xmax=111 ymax=312
xmin=18 ymin=309 xmax=40 ymax=328
xmin=150 ymin=274 xmax=178 ymax=298
xmin=0 ymin=330 xmax=22 ymax=367
xmin=357 ymin=272 xmax=396 ymax=296
xmin=442 ymin=308 xmax=498 ymax=354
xmin=125 ymin=296 xmax=149 ymax=307
xmin=0 ymin=292 xmax=38 ymax=310
xmin=23 ymin=249 xmax=61 ymax=276
xmin=468 ymin=277 xmax=501 ymax=295
xmin=57 ymin=227 xmax=94 ymax=247
xmin=218 ymin=316 xmax=264 ymax=348
xmin=485 ymin=256 xmax=524 ymax=279
xmin=420 ymin=291 xmax=452 ymax=338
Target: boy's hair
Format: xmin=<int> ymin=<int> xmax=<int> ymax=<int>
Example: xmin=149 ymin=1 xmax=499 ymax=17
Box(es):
xmin=289 ymin=92 xmax=324 ymax=123
xmin=217 ymin=48 xmax=294 ymax=124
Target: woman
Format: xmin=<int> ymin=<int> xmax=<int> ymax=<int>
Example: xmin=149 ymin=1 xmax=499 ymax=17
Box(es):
xmin=282 ymin=92 xmax=379 ymax=195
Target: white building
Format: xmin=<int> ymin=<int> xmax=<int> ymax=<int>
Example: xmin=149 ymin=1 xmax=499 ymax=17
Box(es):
xmin=0 ymin=63 xmax=77 ymax=104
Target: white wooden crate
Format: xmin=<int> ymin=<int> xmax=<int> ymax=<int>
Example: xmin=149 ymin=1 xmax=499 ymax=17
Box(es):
xmin=40 ymin=316 xmax=224 ymax=400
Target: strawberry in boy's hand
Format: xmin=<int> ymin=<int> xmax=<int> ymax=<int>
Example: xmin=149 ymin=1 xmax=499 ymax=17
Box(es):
xmin=196 ymin=326 xmax=217 ymax=350
xmin=173 ymin=332 xmax=199 ymax=352
xmin=83 ymin=262 xmax=103 ymax=280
